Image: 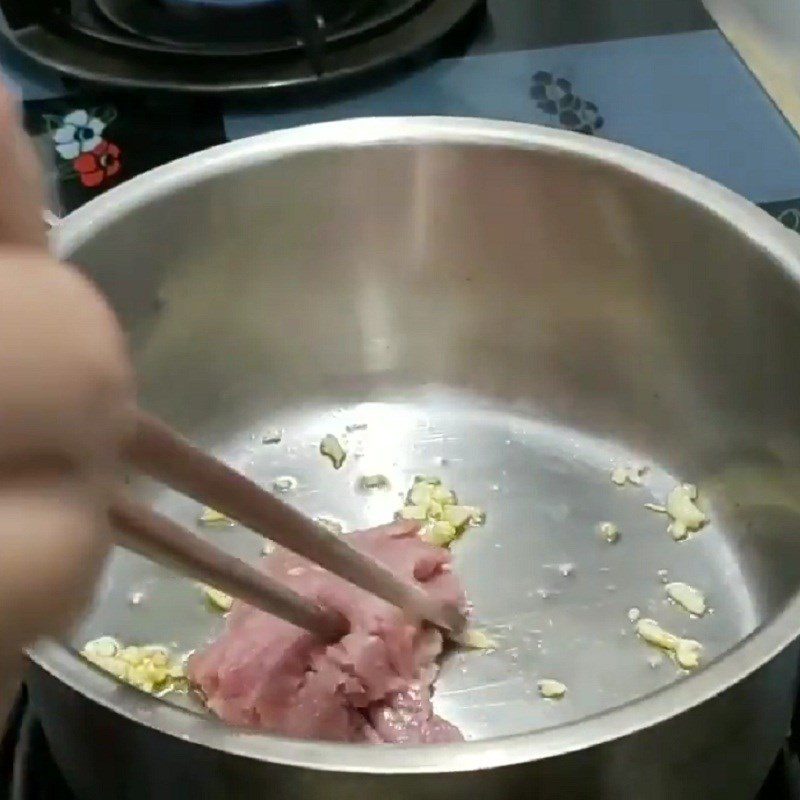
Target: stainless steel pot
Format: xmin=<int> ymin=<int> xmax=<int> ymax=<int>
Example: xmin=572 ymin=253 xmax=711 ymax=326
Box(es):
xmin=27 ymin=117 xmax=800 ymax=799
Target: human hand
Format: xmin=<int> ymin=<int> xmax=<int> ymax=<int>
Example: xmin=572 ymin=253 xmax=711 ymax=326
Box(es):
xmin=0 ymin=84 xmax=135 ymax=687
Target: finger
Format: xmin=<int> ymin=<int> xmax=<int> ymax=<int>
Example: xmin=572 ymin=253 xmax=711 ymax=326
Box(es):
xmin=0 ymin=249 xmax=136 ymax=465
xmin=0 ymin=84 xmax=47 ymax=249
xmin=0 ymin=484 xmax=110 ymax=658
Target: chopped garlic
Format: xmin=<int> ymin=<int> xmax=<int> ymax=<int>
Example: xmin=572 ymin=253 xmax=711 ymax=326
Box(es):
xmin=666 ymin=483 xmax=708 ymax=540
xmin=399 ymin=478 xmax=484 ymax=548
xmin=644 ymin=503 xmax=667 ymax=514
xmin=427 ymin=501 xmax=444 ymax=520
xmin=198 ymin=507 xmax=233 ymax=527
xmin=675 ymin=638 xmax=703 ymax=669
xmin=456 ymin=629 xmax=498 ymax=650
xmin=611 ymin=466 xmax=647 ymax=487
xmin=443 ymin=505 xmax=476 ymax=529
xmin=413 ymin=475 xmax=441 ymax=486
xmin=261 ymin=429 xmax=283 ymax=445
xmin=635 ymin=618 xmax=703 ymax=670
xmin=320 ymin=434 xmax=347 ymax=469
xmin=538 ymin=679 xmax=567 ymax=699
xmin=599 ymin=521 xmax=620 ymax=543
xmin=272 ymin=475 xmax=298 ymax=493
xmin=431 ymin=485 xmax=455 ymax=505
xmin=81 ymin=638 xmax=186 ymax=694
xmin=666 ymin=582 xmax=707 ymax=616
xmin=410 ymin=481 xmax=435 ymax=506
xmin=202 ymin=585 xmax=233 ymax=612
xmin=83 ymin=636 xmax=119 ymax=659
xmin=627 ymin=607 xmax=641 ymax=623
xmin=459 ymin=506 xmax=486 ymax=526
xmin=423 ymin=520 xmax=457 ymax=547
xmin=358 ymin=474 xmax=390 ymax=491
xmin=316 ymin=516 xmax=344 ymax=535
xmin=636 ymin=618 xmax=679 ymax=650
xmin=611 ymin=467 xmax=628 ymax=486
xmin=400 ymin=505 xmax=428 ymax=521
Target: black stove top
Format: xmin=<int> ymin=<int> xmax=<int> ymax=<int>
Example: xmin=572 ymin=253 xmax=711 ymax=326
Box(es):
xmin=0 ymin=0 xmax=485 ymax=93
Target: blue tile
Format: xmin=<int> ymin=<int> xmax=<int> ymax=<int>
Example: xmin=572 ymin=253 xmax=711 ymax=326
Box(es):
xmin=224 ymin=30 xmax=800 ymax=203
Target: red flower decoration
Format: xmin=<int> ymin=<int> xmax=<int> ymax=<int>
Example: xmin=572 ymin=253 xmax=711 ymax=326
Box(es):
xmin=74 ymin=141 xmax=121 ymax=188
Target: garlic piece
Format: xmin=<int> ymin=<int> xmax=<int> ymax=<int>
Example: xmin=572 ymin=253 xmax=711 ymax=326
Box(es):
xmin=457 ymin=629 xmax=498 ymax=650
xmin=611 ymin=466 xmax=647 ymax=487
xmin=636 ymin=618 xmax=679 ymax=650
xmin=399 ymin=478 xmax=484 ymax=547
xmin=423 ymin=520 xmax=458 ymax=547
xmin=83 ymin=636 xmax=120 ymax=659
xmin=198 ymin=507 xmax=233 ymax=527
xmin=400 ymin=505 xmax=428 ymax=521
xmin=675 ymin=638 xmax=703 ymax=670
xmin=599 ymin=521 xmax=620 ymax=543
xmin=666 ymin=483 xmax=708 ymax=540
xmin=635 ymin=618 xmax=703 ymax=670
xmin=666 ymin=581 xmax=707 ymax=616
xmin=81 ymin=638 xmax=186 ymax=694
xmin=272 ymin=475 xmax=298 ymax=493
xmin=315 ymin=516 xmax=344 ymax=535
xmin=202 ymin=585 xmax=233 ymax=612
xmin=358 ymin=474 xmax=390 ymax=491
xmin=320 ymin=434 xmax=347 ymax=469
xmin=538 ymin=679 xmax=567 ymax=699
xmin=611 ymin=467 xmax=628 ymax=486
xmin=261 ymin=429 xmax=283 ymax=445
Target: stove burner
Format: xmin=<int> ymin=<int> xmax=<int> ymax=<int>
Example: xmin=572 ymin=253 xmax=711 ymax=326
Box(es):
xmin=92 ymin=0 xmax=297 ymax=49
xmin=0 ymin=0 xmax=485 ymax=93
xmin=89 ymin=0 xmax=393 ymax=54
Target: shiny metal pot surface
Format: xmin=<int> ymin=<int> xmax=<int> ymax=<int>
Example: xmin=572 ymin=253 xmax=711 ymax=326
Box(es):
xmin=27 ymin=118 xmax=800 ymax=799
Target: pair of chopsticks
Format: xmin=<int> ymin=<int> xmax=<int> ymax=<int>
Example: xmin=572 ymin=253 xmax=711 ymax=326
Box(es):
xmin=113 ymin=412 xmax=463 ymax=641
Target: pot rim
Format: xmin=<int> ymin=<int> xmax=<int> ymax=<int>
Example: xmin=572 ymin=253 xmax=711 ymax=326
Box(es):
xmin=33 ymin=116 xmax=800 ymax=774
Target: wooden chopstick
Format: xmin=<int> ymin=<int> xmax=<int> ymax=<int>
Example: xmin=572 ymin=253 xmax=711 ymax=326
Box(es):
xmin=127 ymin=411 xmax=463 ymax=634
xmin=111 ymin=497 xmax=348 ymax=641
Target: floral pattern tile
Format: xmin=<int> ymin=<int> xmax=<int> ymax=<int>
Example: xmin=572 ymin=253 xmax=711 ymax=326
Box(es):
xmin=23 ymin=95 xmax=227 ymax=214
xmin=531 ymin=71 xmax=604 ymax=135
xmin=50 ymin=108 xmax=115 ymax=161
xmin=44 ymin=107 xmax=120 ymax=188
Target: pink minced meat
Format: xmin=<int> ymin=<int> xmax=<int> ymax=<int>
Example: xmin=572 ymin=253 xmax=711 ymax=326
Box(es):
xmin=189 ymin=520 xmax=465 ymax=743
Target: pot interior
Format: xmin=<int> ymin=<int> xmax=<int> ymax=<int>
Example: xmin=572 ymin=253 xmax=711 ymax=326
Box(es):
xmin=58 ymin=124 xmax=800 ymax=748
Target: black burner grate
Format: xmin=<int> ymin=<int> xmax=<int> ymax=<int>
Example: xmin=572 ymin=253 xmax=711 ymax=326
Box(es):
xmin=0 ymin=0 xmax=485 ymax=93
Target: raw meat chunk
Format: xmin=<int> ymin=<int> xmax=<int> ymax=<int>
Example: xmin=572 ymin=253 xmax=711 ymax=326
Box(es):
xmin=189 ymin=520 xmax=464 ymax=743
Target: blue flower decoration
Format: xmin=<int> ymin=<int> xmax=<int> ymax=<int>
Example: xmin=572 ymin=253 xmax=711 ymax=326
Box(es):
xmin=531 ymin=72 xmax=604 ymax=136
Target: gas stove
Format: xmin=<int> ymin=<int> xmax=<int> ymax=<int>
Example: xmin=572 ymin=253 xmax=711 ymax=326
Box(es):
xmin=0 ymin=0 xmax=485 ymax=93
